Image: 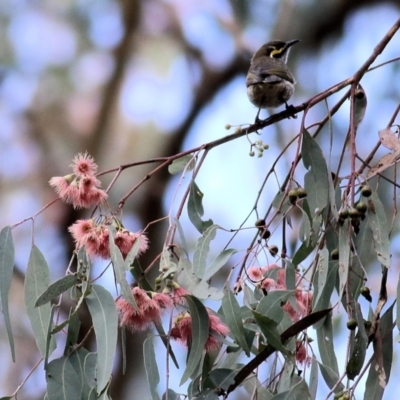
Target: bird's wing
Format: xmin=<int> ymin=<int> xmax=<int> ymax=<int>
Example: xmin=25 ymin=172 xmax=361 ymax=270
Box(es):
xmin=246 ymin=67 xmax=294 ymax=86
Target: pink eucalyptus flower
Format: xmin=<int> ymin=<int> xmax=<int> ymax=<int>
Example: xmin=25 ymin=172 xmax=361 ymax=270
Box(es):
xmin=71 ymin=152 xmax=98 ymax=177
xmin=170 ymin=309 xmax=229 ymax=352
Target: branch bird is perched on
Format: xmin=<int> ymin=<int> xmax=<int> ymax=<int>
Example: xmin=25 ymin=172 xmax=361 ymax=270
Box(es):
xmin=246 ymin=39 xmax=300 ymax=121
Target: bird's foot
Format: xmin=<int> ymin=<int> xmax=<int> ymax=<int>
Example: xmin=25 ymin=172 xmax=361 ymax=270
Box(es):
xmin=285 ymin=103 xmax=298 ymax=119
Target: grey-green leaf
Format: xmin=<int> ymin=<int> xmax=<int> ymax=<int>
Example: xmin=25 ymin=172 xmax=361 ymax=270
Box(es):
xmin=193 ymin=225 xmax=218 ymax=279
xmin=25 ymin=245 xmax=55 ymax=356
xmin=144 ymin=337 xmax=161 ymax=400
xmin=162 ymin=389 xmax=180 ymax=400
xmin=85 ymin=284 xmax=118 ymax=394
xmin=187 ymin=181 xmax=213 ymax=234
xmin=338 ymin=220 xmax=350 ymax=300
xmin=252 ymin=311 xmax=289 ymax=355
xmin=168 ymin=155 xmax=195 ymax=174
xmin=109 ymin=227 xmax=137 ymax=310
xmin=316 ymin=312 xmax=344 ymax=392
xmin=203 ymin=248 xmax=237 ymax=281
xmin=0 ymin=226 xmax=15 ymax=360
xmin=222 ymin=289 xmax=250 ymax=356
xmin=180 ymin=295 xmax=209 ymax=385
xmin=46 ymin=357 xmax=82 ymax=400
xmin=177 ymin=258 xmax=224 ymax=301
xmin=36 ymin=275 xmax=78 ymax=307
xmin=367 ymin=191 xmax=391 ymax=267
xmin=302 ymin=129 xmax=329 ymax=217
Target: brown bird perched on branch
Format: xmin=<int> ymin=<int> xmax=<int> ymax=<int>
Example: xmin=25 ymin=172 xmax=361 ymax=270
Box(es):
xmin=246 ymin=39 xmax=300 ymax=120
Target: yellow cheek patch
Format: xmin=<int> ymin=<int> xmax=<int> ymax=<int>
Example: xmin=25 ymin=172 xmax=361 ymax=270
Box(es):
xmin=270 ymin=48 xmax=284 ymax=57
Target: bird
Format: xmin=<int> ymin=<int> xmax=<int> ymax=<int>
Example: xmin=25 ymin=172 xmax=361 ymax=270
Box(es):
xmin=246 ymin=39 xmax=300 ymax=121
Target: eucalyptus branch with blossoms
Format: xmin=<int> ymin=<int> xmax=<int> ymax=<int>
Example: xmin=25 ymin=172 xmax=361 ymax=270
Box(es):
xmin=0 ymin=18 xmax=400 ymax=400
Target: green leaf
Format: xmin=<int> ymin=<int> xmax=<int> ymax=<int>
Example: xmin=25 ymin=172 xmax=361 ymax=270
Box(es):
xmin=338 ymin=220 xmax=350 ymax=300
xmin=180 ymin=295 xmax=210 ymax=385
xmin=285 ymin=261 xmax=296 ymax=290
xmin=168 ymin=155 xmax=195 ymax=174
xmin=292 ymin=240 xmax=316 ymax=266
xmin=25 ymin=245 xmax=56 ymax=357
xmin=44 ymin=305 xmax=56 ymax=368
xmin=316 ymin=312 xmax=344 ymax=392
xmin=35 ymin=275 xmax=78 ymax=307
xmin=203 ymin=248 xmax=236 ymax=281
xmin=69 ymin=348 xmax=90 ymax=397
xmin=298 ymin=206 xmax=311 ymax=244
xmin=222 ymin=289 xmax=250 ymax=356
xmin=256 ymin=290 xmax=293 ymax=324
xmin=187 ymin=181 xmax=213 ymax=234
xmin=84 ymin=352 xmax=98 ymax=389
xmin=176 ymin=258 xmax=223 ymax=301
xmin=203 ymin=368 xmax=236 ymax=391
xmin=302 ymin=129 xmax=329 ymax=217
xmin=108 ymin=227 xmax=137 ymax=310
xmin=63 ymin=311 xmax=81 ymax=355
xmin=193 ymin=225 xmax=217 ymax=279
xmin=272 ymin=191 xmax=292 ymax=217
xmin=162 ymin=389 xmax=180 ymax=400
xmin=123 ymin=235 xmax=142 ymax=269
xmin=144 ymin=337 xmax=161 ymax=400
xmin=313 ymin=248 xmax=329 ymax=309
xmin=0 ymin=226 xmax=15 ymax=361
xmin=363 ymin=304 xmax=394 ymax=400
xmin=309 ymin=358 xmax=318 ymax=400
xmin=85 ymin=284 xmax=118 ymax=394
xmin=46 ymin=357 xmax=82 ymax=400
xmin=270 ymin=378 xmax=311 ymax=399
xmin=346 ymin=303 xmax=368 ymax=380
xmin=252 ymin=311 xmax=289 ymax=355
xmin=242 ymin=375 xmax=273 ymax=399
xmin=367 ymin=192 xmax=391 ymax=267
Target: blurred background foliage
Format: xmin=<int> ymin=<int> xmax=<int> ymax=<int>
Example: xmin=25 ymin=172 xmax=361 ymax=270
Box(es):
xmin=1 ymin=0 xmax=400 ymax=398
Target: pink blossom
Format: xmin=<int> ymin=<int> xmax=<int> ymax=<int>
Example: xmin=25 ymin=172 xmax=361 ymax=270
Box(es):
xmin=71 ymin=152 xmax=98 ymax=177
xmin=114 ymin=230 xmax=149 ymax=258
xmin=116 ymin=287 xmax=168 ymax=332
xmin=49 ymin=176 xmax=73 ymax=199
xmin=170 ymin=309 xmax=229 ymax=352
xmin=283 ymin=289 xmax=313 ymax=322
xmin=247 ymin=266 xmax=264 ymax=281
xmin=171 ymin=283 xmax=190 ymax=305
xmin=152 ymin=292 xmax=173 ymax=310
xmin=68 ymin=219 xmax=96 ymax=248
xmin=261 ymin=278 xmax=277 ymax=291
xmin=295 ymin=341 xmax=311 ymax=366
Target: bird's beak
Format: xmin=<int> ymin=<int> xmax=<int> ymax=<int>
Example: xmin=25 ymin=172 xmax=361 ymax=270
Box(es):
xmin=286 ymin=39 xmax=300 ymax=49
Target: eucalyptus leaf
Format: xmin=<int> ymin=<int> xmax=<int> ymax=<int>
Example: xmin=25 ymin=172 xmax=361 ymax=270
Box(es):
xmin=25 ymin=245 xmax=56 ymax=357
xmin=222 ymin=289 xmax=250 ymax=356
xmin=256 ymin=290 xmax=292 ymax=324
xmin=180 ymin=295 xmax=209 ymax=385
xmin=363 ymin=304 xmax=393 ymax=400
xmin=367 ymin=191 xmax=391 ymax=267
xmin=162 ymin=389 xmax=180 ymax=400
xmin=0 ymin=226 xmax=15 ymax=361
xmin=302 ymin=129 xmax=329 ymax=217
xmin=46 ymin=357 xmax=82 ymax=400
xmin=252 ymin=311 xmax=289 ymax=355
xmin=168 ymin=154 xmax=195 ymax=174
xmin=338 ymin=220 xmax=350 ymax=300
xmin=144 ymin=337 xmax=161 ymax=400
xmin=176 ymin=258 xmax=223 ymax=301
xmin=35 ymin=275 xmax=78 ymax=307
xmin=187 ymin=181 xmax=213 ymax=234
xmin=85 ymin=284 xmax=118 ymax=394
xmin=193 ymin=225 xmax=217 ymax=279
xmin=316 ymin=312 xmax=344 ymax=392
xmin=109 ymin=226 xmax=137 ymax=310
xmin=203 ymin=248 xmax=237 ymax=281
